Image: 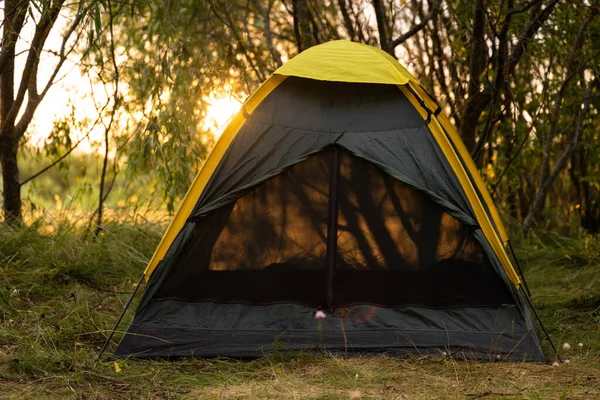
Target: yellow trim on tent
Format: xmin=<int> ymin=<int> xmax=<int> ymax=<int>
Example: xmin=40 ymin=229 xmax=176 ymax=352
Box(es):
xmin=409 ymin=83 xmax=509 ymax=243
xmin=143 ymin=75 xmax=287 ymax=281
xmin=274 ymin=40 xmax=418 ymax=85
xmin=428 ymin=118 xmax=520 ymax=286
xmin=398 ymin=85 xmax=520 ymax=287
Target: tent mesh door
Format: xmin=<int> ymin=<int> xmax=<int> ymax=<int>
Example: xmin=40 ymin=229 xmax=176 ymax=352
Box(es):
xmin=156 ymin=148 xmax=513 ymax=308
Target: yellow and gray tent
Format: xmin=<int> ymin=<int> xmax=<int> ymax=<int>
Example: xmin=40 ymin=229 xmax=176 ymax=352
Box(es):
xmin=113 ymin=41 xmax=546 ymax=361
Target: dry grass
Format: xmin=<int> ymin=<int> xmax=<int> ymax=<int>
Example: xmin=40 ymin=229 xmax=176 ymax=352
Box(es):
xmin=2 ymin=354 xmax=599 ymax=399
xmin=0 ymin=224 xmax=599 ymax=399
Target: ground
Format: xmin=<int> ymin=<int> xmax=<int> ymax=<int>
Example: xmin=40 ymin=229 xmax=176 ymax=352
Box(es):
xmin=0 ymin=223 xmax=598 ymax=399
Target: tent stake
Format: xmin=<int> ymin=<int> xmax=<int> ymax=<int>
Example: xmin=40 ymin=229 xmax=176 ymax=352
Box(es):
xmin=508 ymin=240 xmax=531 ymax=296
xmin=521 ymin=286 xmax=562 ymax=363
xmin=97 ymin=273 xmax=145 ymax=361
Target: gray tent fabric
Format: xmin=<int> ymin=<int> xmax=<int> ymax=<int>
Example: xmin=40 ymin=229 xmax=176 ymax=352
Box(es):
xmin=115 ymin=77 xmax=545 ymax=361
xmin=190 ymin=79 xmax=472 ymax=223
xmin=116 ymin=303 xmax=542 ymax=360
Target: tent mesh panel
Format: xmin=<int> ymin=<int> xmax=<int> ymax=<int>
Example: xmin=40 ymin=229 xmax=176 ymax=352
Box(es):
xmin=157 ymin=148 xmax=513 ymax=308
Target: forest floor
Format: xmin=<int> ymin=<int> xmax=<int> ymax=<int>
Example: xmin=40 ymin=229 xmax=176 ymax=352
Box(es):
xmin=0 ymin=222 xmax=599 ymax=399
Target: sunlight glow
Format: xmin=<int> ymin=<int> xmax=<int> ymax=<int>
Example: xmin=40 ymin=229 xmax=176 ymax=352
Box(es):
xmin=201 ymin=92 xmax=243 ymax=142
xmin=23 ymin=13 xmax=244 ymax=154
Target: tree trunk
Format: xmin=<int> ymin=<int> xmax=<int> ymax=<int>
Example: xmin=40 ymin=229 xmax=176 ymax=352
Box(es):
xmin=0 ymin=135 xmax=22 ymax=224
xmin=570 ymin=142 xmax=600 ymax=234
xmin=0 ymin=0 xmax=25 ymax=224
xmin=337 ymin=0 xmax=356 ymax=41
xmin=372 ymin=0 xmax=390 ymax=53
xmin=0 ymin=0 xmax=93 ymax=224
xmin=292 ymin=0 xmax=315 ymax=52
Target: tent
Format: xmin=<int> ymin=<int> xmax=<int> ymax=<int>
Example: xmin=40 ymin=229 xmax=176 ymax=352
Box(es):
xmin=108 ymin=40 xmax=554 ymax=361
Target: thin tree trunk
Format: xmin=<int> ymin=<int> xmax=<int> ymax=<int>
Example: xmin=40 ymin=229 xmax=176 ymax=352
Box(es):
xmin=337 ymin=0 xmax=356 ymax=41
xmin=292 ymin=0 xmax=302 ymax=51
xmin=0 ymin=135 xmax=22 ymax=223
xmin=292 ymin=0 xmax=315 ymax=52
xmin=523 ymin=83 xmax=595 ymax=231
xmin=95 ymin=129 xmax=110 ymax=236
xmin=0 ymin=0 xmax=27 ymax=224
xmin=95 ymin=2 xmax=119 ymax=236
xmin=0 ymin=0 xmax=85 ymax=223
xmin=372 ymin=0 xmax=390 ymax=53
xmin=569 ymin=144 xmax=600 ymax=234
xmin=460 ymin=0 xmax=487 ymax=153
xmin=259 ymin=0 xmax=282 ymax=68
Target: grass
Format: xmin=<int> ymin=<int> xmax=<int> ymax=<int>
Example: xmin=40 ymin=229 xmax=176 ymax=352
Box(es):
xmin=0 ymin=221 xmax=599 ymax=399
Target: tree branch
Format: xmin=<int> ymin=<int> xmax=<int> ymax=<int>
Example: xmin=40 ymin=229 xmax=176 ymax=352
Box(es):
xmin=389 ymin=0 xmax=440 ymax=49
xmin=19 ymin=94 xmax=112 ymax=187
xmin=0 ymin=0 xmax=28 ymax=76
xmin=1 ymin=0 xmax=65 ymax=135
xmin=504 ymin=0 xmax=559 ymax=77
xmin=14 ymin=3 xmax=88 ymax=141
xmin=95 ymin=1 xmax=120 ymax=237
xmin=208 ymin=0 xmax=266 ymax=81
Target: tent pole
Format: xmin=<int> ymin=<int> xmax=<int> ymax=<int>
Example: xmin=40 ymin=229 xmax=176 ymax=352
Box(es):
xmin=520 ymin=286 xmax=562 ymax=363
xmin=508 ymin=240 xmax=531 ymax=296
xmin=325 ymin=146 xmax=341 ymax=312
xmin=97 ymin=272 xmax=145 ymax=361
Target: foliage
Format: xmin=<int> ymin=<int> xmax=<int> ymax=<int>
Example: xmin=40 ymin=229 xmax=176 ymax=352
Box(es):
xmin=83 ymin=0 xmax=297 ymax=212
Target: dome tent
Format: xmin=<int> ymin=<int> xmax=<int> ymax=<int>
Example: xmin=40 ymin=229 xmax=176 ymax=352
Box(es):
xmin=106 ymin=40 xmax=554 ymax=361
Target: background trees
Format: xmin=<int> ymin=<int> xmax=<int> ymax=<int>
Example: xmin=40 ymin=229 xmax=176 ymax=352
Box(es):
xmin=1 ymin=0 xmax=598 ymax=236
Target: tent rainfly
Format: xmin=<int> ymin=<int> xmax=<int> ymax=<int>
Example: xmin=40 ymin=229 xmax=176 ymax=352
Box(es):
xmin=105 ymin=40 xmax=557 ymax=362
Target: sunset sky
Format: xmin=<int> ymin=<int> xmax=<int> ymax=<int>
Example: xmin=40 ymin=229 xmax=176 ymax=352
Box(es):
xmin=13 ymin=12 xmax=242 ymax=154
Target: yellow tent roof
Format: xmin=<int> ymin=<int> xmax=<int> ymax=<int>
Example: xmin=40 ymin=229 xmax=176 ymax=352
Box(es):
xmin=274 ymin=40 xmax=418 ymax=85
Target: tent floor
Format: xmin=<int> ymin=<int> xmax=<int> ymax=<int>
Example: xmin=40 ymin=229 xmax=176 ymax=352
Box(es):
xmin=115 ymin=302 xmax=545 ymax=362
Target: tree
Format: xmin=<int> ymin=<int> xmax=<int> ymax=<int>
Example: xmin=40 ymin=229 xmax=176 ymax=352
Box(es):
xmin=0 ymin=0 xmax=96 ymax=223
